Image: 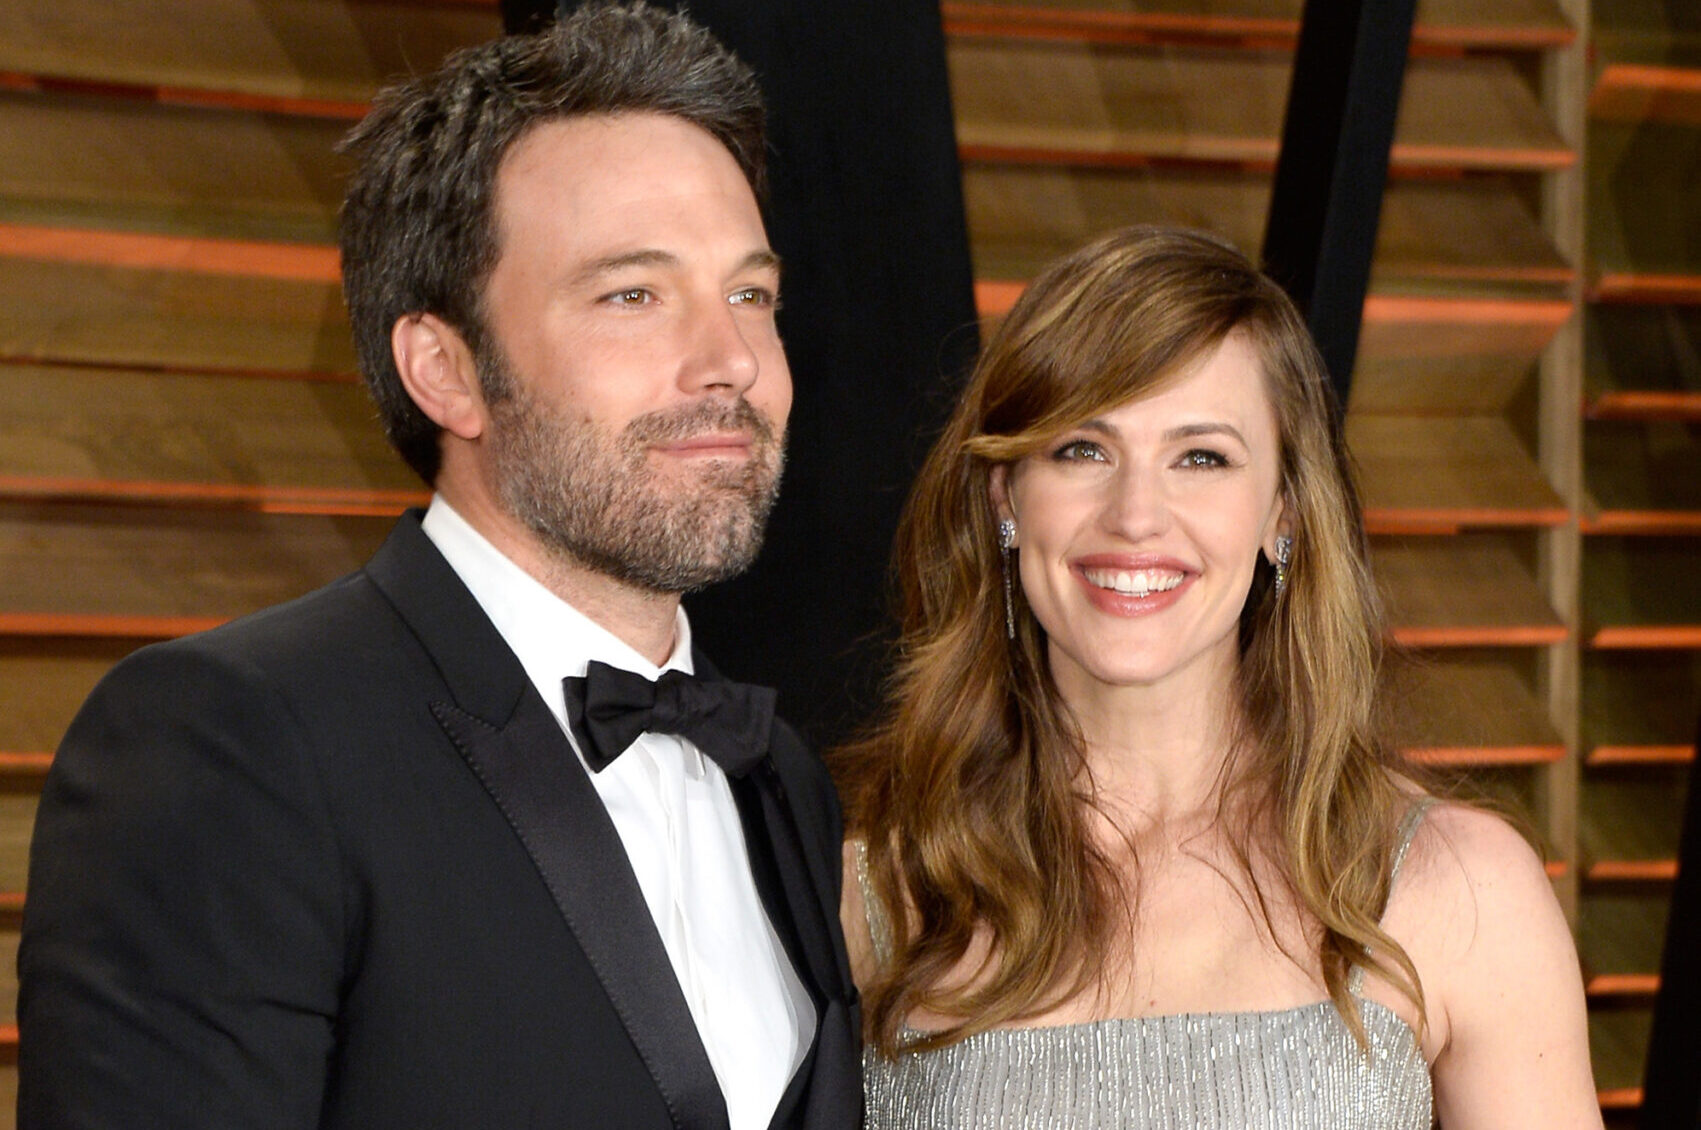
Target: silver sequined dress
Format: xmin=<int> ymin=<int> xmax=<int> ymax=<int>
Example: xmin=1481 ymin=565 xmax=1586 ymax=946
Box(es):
xmin=858 ymin=807 xmax=1435 ymax=1129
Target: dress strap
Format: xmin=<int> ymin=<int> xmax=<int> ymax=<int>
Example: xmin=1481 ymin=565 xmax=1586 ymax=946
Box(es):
xmin=1348 ymin=797 xmax=1437 ymax=993
xmin=1387 ymin=797 xmax=1437 ymax=892
xmin=853 ymin=839 xmax=895 ymax=967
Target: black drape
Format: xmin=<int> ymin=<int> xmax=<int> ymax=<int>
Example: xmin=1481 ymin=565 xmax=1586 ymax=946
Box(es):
xmin=1262 ymin=0 xmax=1416 ymax=409
xmin=1641 ymin=710 xmax=1701 ymax=1128
xmin=515 ymin=0 xmax=981 ymax=743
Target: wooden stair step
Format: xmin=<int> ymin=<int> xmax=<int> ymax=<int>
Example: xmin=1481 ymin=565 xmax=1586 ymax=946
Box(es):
xmin=1597 ymin=1089 xmax=1645 ymax=1112
xmin=1354 ymin=296 xmax=1571 ymax=415
xmin=0 ymin=361 xmax=420 ymax=512
xmin=1591 ymin=63 xmax=1701 ymax=127
xmin=1586 ymin=391 xmax=1701 ymax=421
xmin=1583 ymin=760 xmax=1691 ymax=864
xmin=1593 ymin=0 xmax=1701 ymax=65
xmin=0 ymin=224 xmax=338 ymax=284
xmin=0 ymin=637 xmax=149 ymax=755
xmin=0 ymin=797 xmax=35 ymax=894
xmin=1584 ymin=535 xmax=1701 ymax=647
xmin=1588 ymin=745 xmax=1696 ymax=765
xmin=1587 ymin=973 xmax=1661 ymax=999
xmin=1592 ymin=274 xmax=1701 ymax=306
xmin=1586 ymin=860 xmax=1680 ymax=884
xmin=0 ymin=88 xmax=347 ymax=244
xmin=1590 ymin=625 xmax=1701 ymax=649
xmin=1372 ymin=533 xmax=1566 ymax=647
xmin=0 ymin=248 xmax=352 ymax=376
xmin=941 ymin=0 xmax=1575 ymax=51
xmin=1584 ymin=303 xmax=1701 ymax=419
xmin=1580 ymin=879 xmax=1676 ymax=1003
xmin=1371 ymin=178 xmax=1571 ymax=287
xmin=963 ymin=165 xmax=1570 ymax=292
xmin=1590 ymin=120 xmax=1701 ymax=289
xmin=0 ymin=753 xmax=52 ymax=777
xmin=949 ymin=41 xmax=1572 ymax=172
xmin=1390 ymin=650 xmax=1563 ymax=764
xmin=0 ymin=503 xmax=392 ymax=626
xmin=1350 ymin=415 xmax=1568 ymax=531
xmin=1589 ymin=1005 xmax=1652 ymax=1109
xmin=1584 ymin=420 xmax=1701 ymax=530
xmin=0 ymin=0 xmax=500 ymax=107
xmin=1583 ymin=649 xmax=1701 ymax=751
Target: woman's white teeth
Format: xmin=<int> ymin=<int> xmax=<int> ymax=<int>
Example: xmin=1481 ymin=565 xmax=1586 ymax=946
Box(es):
xmin=1084 ymin=568 xmax=1183 ymax=596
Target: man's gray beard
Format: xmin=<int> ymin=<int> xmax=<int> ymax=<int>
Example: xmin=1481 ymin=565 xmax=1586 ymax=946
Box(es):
xmin=484 ymin=362 xmax=785 ymax=595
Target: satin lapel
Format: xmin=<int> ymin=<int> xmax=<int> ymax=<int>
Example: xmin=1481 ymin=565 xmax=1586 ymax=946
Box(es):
xmin=430 ymin=693 xmax=730 ymax=1130
xmin=728 ymin=762 xmax=839 ymax=1008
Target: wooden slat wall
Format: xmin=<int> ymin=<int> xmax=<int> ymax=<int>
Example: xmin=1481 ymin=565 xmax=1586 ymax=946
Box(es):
xmin=0 ymin=2 xmax=503 ymax=1110
xmin=1581 ymin=2 xmax=1701 ymax=1115
xmin=1 ymin=0 xmax=1694 ymax=1122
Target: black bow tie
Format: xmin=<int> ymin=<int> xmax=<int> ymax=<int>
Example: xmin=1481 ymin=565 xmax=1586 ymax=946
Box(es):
xmin=562 ymin=660 xmax=776 ymax=778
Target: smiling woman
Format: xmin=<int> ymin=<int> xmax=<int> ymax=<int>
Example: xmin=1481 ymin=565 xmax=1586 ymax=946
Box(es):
xmin=834 ymin=226 xmax=1604 ymax=1129
xmin=990 ymin=332 xmax=1287 ymax=697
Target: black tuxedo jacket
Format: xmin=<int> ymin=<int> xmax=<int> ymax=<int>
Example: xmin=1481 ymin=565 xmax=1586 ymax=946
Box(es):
xmin=19 ymin=513 xmax=861 ymax=1129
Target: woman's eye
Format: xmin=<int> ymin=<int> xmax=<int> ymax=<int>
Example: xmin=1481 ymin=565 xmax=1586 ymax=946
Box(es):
xmin=1178 ymin=448 xmax=1229 ymax=469
xmin=1052 ymin=440 xmax=1107 ymax=462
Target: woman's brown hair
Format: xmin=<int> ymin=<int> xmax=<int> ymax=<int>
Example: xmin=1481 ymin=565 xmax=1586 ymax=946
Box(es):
xmin=835 ymin=226 xmax=1422 ymax=1056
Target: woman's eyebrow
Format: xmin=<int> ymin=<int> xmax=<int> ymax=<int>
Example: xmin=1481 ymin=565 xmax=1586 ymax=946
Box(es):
xmin=1164 ymin=422 xmax=1247 ymax=446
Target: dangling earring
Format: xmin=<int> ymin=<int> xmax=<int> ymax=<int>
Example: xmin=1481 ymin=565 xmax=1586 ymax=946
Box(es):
xmin=1272 ymin=535 xmax=1293 ymax=598
xmin=998 ymin=519 xmax=1017 ymax=639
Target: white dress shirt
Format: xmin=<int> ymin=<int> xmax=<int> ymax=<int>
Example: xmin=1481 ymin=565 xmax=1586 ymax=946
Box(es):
xmin=422 ymin=498 xmax=814 ymax=1130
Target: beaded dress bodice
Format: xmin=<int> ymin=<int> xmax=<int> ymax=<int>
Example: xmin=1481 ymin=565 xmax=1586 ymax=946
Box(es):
xmin=857 ymin=808 xmax=1435 ymax=1129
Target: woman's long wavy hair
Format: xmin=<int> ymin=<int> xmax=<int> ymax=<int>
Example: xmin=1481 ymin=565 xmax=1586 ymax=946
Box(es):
xmin=836 ymin=226 xmax=1423 ymax=1057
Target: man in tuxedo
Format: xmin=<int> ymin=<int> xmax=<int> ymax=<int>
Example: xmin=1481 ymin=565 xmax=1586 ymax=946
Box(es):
xmin=18 ymin=6 xmax=860 ymax=1128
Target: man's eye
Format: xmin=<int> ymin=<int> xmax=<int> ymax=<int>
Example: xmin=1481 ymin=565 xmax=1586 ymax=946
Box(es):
xmin=605 ymin=288 xmax=652 ymax=306
xmin=730 ymin=286 xmax=779 ymax=308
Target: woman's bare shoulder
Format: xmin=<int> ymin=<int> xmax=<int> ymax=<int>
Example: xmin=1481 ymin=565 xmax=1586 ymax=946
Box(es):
xmin=1401 ymin=801 xmax=1550 ymax=912
xmin=1383 ymin=800 xmax=1601 ymax=1127
xmin=1387 ymin=800 xmax=1555 ymax=966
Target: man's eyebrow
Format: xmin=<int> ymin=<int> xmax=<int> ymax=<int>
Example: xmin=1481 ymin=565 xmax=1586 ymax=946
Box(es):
xmin=570 ymin=248 xmax=782 ymax=287
xmin=739 ymin=249 xmax=782 ymax=275
xmin=572 ymin=249 xmax=679 ymax=285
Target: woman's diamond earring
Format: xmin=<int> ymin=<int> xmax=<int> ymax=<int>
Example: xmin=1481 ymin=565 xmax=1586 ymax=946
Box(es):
xmin=998 ymin=520 xmax=1017 ymax=638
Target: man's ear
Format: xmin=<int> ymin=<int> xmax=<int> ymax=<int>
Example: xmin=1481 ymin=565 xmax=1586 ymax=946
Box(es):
xmin=391 ymin=313 xmax=487 ymax=441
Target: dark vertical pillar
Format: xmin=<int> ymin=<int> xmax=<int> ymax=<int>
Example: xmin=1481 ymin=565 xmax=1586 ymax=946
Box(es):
xmin=509 ymin=0 xmax=980 ymax=742
xmin=1641 ymin=712 xmax=1701 ymax=1129
xmin=1261 ymin=0 xmax=1418 ymax=409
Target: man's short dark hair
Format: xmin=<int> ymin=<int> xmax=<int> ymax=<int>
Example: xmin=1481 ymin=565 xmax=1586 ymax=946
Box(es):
xmin=338 ymin=2 xmax=767 ymax=483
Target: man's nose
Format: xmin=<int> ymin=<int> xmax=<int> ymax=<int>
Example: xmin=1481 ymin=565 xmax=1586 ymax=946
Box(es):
xmin=678 ymin=298 xmax=760 ymax=396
